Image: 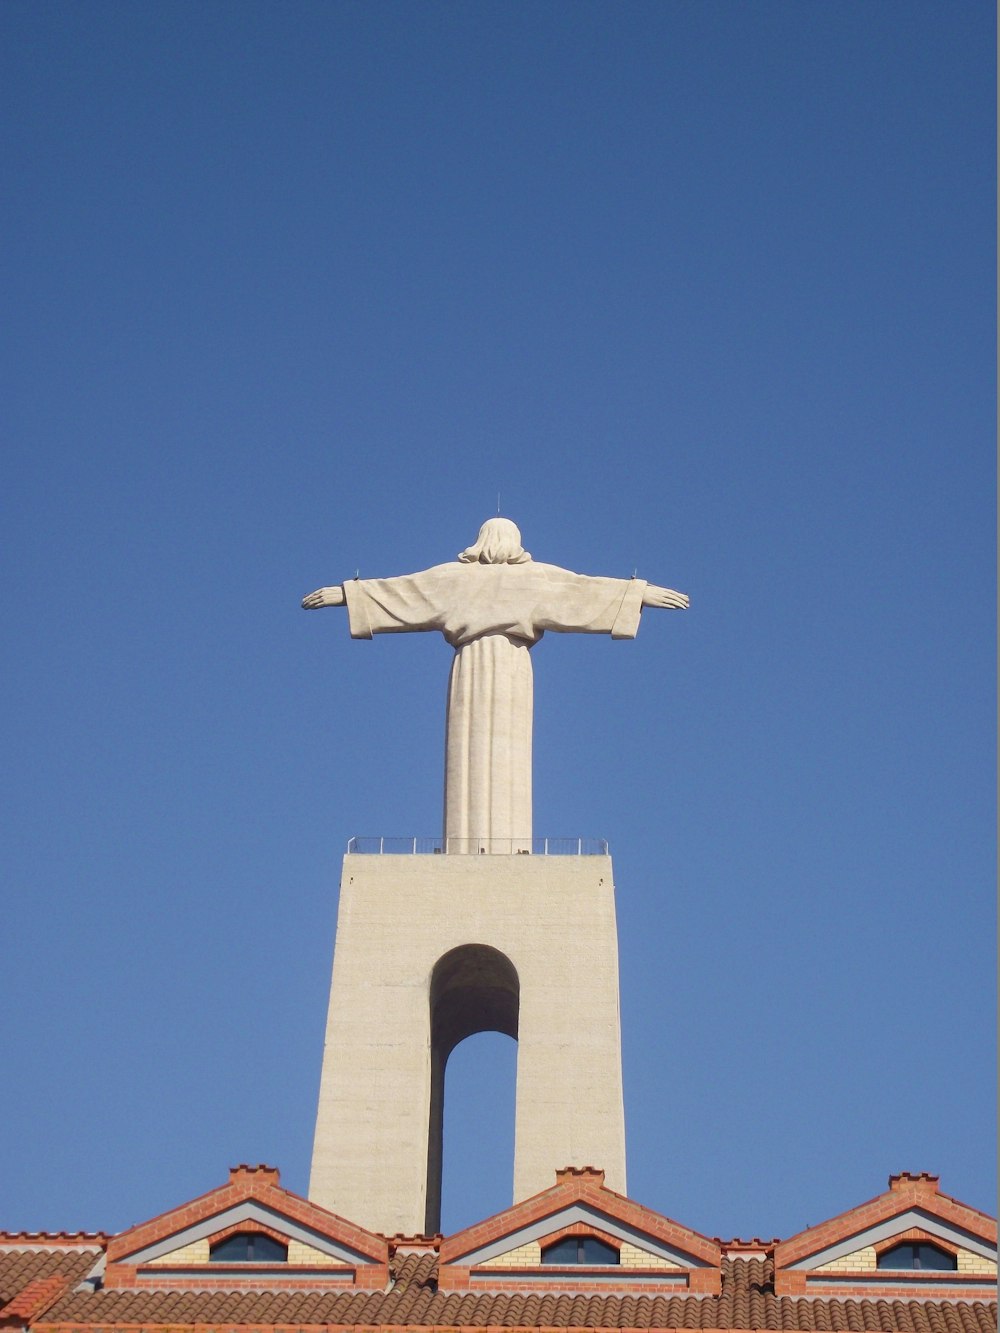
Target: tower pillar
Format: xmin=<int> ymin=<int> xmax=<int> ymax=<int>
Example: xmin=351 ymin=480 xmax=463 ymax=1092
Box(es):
xmin=309 ymin=851 xmax=627 ymax=1236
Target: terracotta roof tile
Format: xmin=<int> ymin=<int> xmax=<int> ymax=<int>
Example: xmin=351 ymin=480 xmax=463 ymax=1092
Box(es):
xmin=36 ymin=1257 xmax=996 ymax=1332
xmin=0 ymin=1234 xmax=108 ymax=1245
xmin=0 ymin=1247 xmax=99 ymax=1307
xmin=2 ymin=1274 xmax=74 ymax=1322
xmin=390 ymin=1250 xmax=438 ymax=1289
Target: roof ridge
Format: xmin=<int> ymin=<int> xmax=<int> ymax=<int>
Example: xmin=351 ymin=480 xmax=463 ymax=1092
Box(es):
xmin=0 ymin=1232 xmax=109 ymax=1243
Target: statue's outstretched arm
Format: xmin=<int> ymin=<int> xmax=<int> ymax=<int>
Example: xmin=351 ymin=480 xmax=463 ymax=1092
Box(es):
xmin=302 ymin=586 xmax=346 ymax=609
xmin=641 ymin=584 xmax=689 ymax=610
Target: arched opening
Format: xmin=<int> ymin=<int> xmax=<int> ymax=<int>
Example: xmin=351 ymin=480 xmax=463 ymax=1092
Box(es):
xmin=426 ymin=944 xmax=519 ymax=1234
xmin=541 ymin=1235 xmax=620 ymax=1265
xmin=877 ymin=1242 xmax=958 ymax=1271
xmin=209 ymin=1233 xmax=288 ymax=1263
xmin=440 ymin=1030 xmax=517 ymax=1233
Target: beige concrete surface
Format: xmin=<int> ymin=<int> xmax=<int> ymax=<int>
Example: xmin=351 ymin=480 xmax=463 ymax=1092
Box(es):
xmin=309 ymin=853 xmax=627 ymax=1236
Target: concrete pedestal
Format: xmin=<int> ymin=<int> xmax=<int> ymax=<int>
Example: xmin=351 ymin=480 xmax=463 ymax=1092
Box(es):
xmin=309 ymin=852 xmax=627 ymax=1236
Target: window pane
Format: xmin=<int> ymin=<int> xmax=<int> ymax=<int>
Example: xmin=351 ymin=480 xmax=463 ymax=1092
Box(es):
xmin=209 ymin=1232 xmax=288 ymax=1263
xmin=580 ymin=1237 xmax=619 ymax=1264
xmin=541 ymin=1238 xmax=580 ymax=1265
xmin=210 ymin=1234 xmax=252 ymax=1262
xmin=915 ymin=1244 xmax=957 ymax=1271
xmin=877 ymin=1242 xmax=957 ymax=1271
xmin=541 ymin=1236 xmax=620 ymax=1265
xmin=250 ymin=1234 xmax=288 ymax=1262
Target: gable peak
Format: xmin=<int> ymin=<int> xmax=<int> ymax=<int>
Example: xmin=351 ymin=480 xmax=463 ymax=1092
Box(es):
xmin=554 ymin=1166 xmax=605 ymax=1187
xmin=889 ymin=1172 xmax=940 ymax=1194
xmin=228 ymin=1163 xmax=281 ymax=1187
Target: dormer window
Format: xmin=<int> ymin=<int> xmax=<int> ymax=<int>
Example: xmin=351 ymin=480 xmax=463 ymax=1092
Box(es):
xmin=209 ymin=1232 xmax=288 ymax=1263
xmin=541 ymin=1236 xmax=620 ymax=1265
xmin=877 ymin=1242 xmax=957 ymax=1271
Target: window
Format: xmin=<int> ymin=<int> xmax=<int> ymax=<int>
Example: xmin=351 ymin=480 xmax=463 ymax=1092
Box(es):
xmin=541 ymin=1236 xmax=620 ymax=1265
xmin=877 ymin=1242 xmax=957 ymax=1271
xmin=209 ymin=1232 xmax=288 ymax=1263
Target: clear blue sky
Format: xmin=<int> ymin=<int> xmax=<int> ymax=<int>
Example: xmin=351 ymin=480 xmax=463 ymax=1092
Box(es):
xmin=3 ymin=1 xmax=994 ymax=1241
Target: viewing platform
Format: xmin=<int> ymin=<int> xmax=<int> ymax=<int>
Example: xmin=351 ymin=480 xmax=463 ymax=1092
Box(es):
xmin=345 ymin=836 xmax=609 ymax=855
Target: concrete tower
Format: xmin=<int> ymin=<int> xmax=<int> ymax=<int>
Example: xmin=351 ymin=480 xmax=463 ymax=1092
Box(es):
xmin=310 ymin=852 xmax=626 ymax=1235
xmin=302 ymin=519 xmax=688 ymax=1235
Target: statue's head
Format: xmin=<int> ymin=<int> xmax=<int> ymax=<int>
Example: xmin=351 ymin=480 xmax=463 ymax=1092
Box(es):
xmin=459 ymin=518 xmax=531 ymax=565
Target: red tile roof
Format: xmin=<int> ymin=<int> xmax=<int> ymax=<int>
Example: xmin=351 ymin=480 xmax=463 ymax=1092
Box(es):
xmin=25 ymin=1257 xmax=998 ymax=1333
xmin=4 ymin=1174 xmax=993 ymax=1333
xmin=0 ymin=1247 xmax=98 ymax=1307
xmin=2 ymin=1275 xmax=74 ymax=1323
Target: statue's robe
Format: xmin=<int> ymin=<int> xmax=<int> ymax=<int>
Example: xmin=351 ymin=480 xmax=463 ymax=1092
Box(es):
xmin=342 ymin=562 xmax=647 ymax=849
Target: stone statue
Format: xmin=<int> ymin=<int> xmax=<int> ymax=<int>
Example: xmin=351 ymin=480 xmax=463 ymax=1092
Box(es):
xmin=303 ymin=518 xmax=688 ymax=849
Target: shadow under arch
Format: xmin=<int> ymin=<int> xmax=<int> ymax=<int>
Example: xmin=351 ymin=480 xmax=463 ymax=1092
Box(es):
xmin=426 ymin=943 xmax=520 ymax=1234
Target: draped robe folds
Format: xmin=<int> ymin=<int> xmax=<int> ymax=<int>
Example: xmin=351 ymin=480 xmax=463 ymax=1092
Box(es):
xmin=342 ymin=562 xmax=647 ymax=850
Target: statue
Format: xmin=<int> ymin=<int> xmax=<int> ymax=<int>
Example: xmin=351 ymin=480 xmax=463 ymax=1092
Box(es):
xmin=303 ymin=518 xmax=688 ymax=850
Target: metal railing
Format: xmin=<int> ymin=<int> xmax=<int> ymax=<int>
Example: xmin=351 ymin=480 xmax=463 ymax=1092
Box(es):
xmin=345 ymin=836 xmax=609 ymax=856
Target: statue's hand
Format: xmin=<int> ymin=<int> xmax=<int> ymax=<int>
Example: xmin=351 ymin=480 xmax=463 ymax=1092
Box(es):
xmin=642 ymin=584 xmax=689 ymax=610
xmin=302 ymin=586 xmax=346 ymax=609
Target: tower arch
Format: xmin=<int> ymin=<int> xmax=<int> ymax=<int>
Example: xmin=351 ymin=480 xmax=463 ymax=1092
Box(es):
xmin=426 ymin=944 xmax=519 ymax=1233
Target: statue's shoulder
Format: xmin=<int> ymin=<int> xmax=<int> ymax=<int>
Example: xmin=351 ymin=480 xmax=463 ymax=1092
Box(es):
xmin=449 ymin=560 xmax=532 ymax=574
xmin=526 ymin=562 xmax=577 ymax=578
xmin=390 ymin=561 xmax=464 ymax=581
